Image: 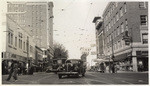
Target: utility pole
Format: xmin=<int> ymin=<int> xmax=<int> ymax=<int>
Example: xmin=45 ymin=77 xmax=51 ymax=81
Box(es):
xmin=110 ymin=34 xmax=115 ymax=73
xmin=26 ymin=36 xmax=29 ymax=74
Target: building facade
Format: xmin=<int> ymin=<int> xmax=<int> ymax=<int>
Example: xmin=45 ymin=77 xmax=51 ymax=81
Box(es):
xmin=94 ymin=2 xmax=148 ymax=72
xmin=25 ymin=2 xmax=54 ymax=63
xmin=1 ymin=2 xmax=35 ymax=63
xmin=93 ymin=17 xmax=105 ymax=59
xmin=1 ymin=1 xmax=54 ymax=72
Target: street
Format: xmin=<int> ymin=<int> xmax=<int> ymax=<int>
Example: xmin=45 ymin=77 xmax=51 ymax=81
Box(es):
xmin=2 ymin=72 xmax=148 ymax=84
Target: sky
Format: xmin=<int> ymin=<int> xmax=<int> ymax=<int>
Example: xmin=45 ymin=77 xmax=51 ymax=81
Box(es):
xmin=52 ymin=0 xmax=109 ymax=59
xmin=0 ymin=0 xmax=109 ymax=59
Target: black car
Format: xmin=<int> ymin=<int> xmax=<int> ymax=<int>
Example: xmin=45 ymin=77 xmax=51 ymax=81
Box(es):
xmin=57 ymin=59 xmax=86 ymax=79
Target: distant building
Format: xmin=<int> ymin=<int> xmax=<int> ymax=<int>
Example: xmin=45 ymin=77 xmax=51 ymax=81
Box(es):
xmin=80 ymin=45 xmax=97 ymax=69
xmin=25 ymin=2 xmax=54 ymax=64
xmin=93 ymin=2 xmax=148 ymax=72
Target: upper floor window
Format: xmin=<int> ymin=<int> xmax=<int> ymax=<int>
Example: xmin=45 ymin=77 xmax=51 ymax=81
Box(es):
xmin=140 ymin=15 xmax=148 ymax=25
xmin=116 ymin=12 xmax=119 ymax=21
xmin=121 ymin=23 xmax=124 ymax=33
xmin=116 ymin=2 xmax=118 ymax=7
xmin=125 ymin=19 xmax=128 ymax=30
xmin=15 ymin=37 xmax=17 ymax=47
xmin=139 ymin=2 xmax=147 ymax=8
xmin=8 ymin=32 xmax=11 ymax=44
xmin=108 ymin=23 xmax=111 ymax=29
xmin=120 ymin=7 xmax=123 ymax=17
xmin=113 ymin=16 xmax=116 ymax=25
xmin=117 ymin=26 xmax=120 ymax=36
xmin=142 ymin=33 xmax=148 ymax=44
xmin=124 ymin=3 xmax=127 ymax=13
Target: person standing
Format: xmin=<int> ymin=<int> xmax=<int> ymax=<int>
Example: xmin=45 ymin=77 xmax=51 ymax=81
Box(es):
xmin=111 ymin=63 xmax=115 ymax=73
xmin=13 ymin=63 xmax=18 ymax=81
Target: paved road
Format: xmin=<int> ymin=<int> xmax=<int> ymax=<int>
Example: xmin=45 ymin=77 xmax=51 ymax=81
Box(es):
xmin=2 ymin=72 xmax=148 ymax=84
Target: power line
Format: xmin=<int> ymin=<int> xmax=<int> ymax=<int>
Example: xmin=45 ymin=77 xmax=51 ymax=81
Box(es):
xmin=83 ymin=2 xmax=93 ymax=29
xmin=54 ymin=0 xmax=75 ymax=16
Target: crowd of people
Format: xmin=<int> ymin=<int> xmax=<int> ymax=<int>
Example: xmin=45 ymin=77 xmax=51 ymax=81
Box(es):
xmin=90 ymin=63 xmax=120 ymax=73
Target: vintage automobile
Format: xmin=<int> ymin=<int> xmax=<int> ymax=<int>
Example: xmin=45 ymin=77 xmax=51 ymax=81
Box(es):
xmin=57 ymin=59 xmax=86 ymax=79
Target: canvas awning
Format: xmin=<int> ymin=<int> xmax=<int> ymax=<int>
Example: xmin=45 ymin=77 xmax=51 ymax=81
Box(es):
xmin=93 ymin=59 xmax=113 ymax=63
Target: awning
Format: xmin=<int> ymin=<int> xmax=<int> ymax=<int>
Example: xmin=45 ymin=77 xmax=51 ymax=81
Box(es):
xmin=114 ymin=52 xmax=130 ymax=61
xmin=93 ymin=59 xmax=113 ymax=63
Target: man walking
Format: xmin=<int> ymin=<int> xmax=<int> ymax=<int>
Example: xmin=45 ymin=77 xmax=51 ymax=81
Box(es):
xmin=6 ymin=60 xmax=18 ymax=81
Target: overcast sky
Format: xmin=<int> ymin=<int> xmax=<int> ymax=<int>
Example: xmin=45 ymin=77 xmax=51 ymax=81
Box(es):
xmin=0 ymin=0 xmax=109 ymax=59
xmin=53 ymin=0 xmax=109 ymax=59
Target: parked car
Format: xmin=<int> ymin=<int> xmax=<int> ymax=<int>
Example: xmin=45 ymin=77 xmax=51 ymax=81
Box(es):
xmin=57 ymin=59 xmax=86 ymax=79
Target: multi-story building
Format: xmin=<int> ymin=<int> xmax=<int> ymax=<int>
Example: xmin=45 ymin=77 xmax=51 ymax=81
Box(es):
xmin=1 ymin=1 xmax=54 ymax=71
xmin=94 ymin=2 xmax=148 ymax=72
xmin=93 ymin=17 xmax=105 ymax=59
xmin=25 ymin=2 xmax=54 ymax=66
xmin=2 ymin=2 xmax=35 ymax=69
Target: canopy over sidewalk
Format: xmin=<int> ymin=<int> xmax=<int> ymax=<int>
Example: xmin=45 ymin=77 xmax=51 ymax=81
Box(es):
xmin=93 ymin=59 xmax=113 ymax=63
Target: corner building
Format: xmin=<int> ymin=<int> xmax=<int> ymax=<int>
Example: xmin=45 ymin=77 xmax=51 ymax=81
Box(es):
xmin=102 ymin=2 xmax=148 ymax=72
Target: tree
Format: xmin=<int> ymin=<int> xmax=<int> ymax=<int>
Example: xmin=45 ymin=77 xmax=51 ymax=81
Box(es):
xmin=53 ymin=43 xmax=68 ymax=64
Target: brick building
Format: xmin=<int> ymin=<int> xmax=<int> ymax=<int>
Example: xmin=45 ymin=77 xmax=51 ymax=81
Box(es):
xmin=94 ymin=2 xmax=148 ymax=72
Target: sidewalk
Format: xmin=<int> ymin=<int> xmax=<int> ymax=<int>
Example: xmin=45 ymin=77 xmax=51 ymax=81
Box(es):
xmin=117 ymin=70 xmax=148 ymax=73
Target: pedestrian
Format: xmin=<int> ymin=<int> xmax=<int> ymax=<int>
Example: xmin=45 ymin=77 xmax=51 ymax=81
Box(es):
xmin=111 ymin=63 xmax=115 ymax=73
xmin=13 ymin=63 xmax=18 ymax=81
xmin=6 ymin=60 xmax=18 ymax=81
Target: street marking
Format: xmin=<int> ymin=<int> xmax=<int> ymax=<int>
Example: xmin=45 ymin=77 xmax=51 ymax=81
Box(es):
xmin=138 ymin=80 xmax=143 ymax=82
xmin=87 ymin=73 xmax=111 ymax=84
xmin=138 ymin=80 xmax=147 ymax=83
xmin=83 ymin=77 xmax=90 ymax=84
xmin=121 ymin=80 xmax=133 ymax=84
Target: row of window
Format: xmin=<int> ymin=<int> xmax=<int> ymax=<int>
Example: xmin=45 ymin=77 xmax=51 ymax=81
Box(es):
xmin=104 ymin=2 xmax=147 ymax=22
xmin=105 ymin=3 xmax=127 ymax=32
xmin=104 ymin=2 xmax=126 ymax=22
xmin=106 ymin=39 xmax=125 ymax=53
xmin=8 ymin=4 xmax=25 ymax=12
xmin=106 ymin=19 xmax=128 ymax=44
xmin=106 ymin=33 xmax=148 ymax=53
xmin=8 ymin=32 xmax=33 ymax=53
xmin=105 ymin=14 xmax=148 ymax=46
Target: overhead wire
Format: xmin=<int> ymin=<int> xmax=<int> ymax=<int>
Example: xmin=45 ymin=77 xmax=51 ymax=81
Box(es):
xmin=54 ymin=0 xmax=75 ymax=17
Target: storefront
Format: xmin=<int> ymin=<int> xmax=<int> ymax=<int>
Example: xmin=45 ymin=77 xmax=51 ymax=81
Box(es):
xmin=113 ymin=50 xmax=148 ymax=72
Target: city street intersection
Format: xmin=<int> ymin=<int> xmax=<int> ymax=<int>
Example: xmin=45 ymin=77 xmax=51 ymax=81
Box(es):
xmin=2 ymin=71 xmax=148 ymax=84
